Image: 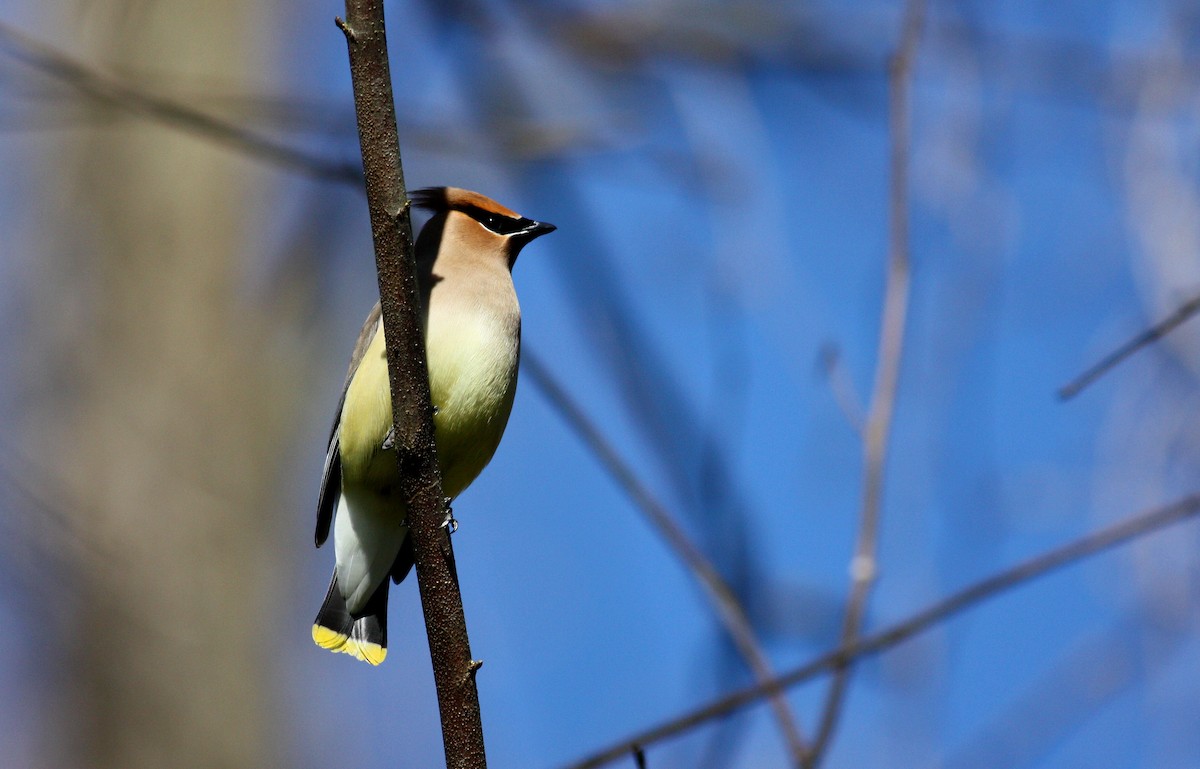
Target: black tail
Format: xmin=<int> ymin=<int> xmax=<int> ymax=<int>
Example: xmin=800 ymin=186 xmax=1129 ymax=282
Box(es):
xmin=311 ymin=573 xmax=389 ymax=665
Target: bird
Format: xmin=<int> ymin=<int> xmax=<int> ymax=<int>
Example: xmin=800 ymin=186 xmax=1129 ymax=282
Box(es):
xmin=312 ymin=187 xmax=555 ymax=665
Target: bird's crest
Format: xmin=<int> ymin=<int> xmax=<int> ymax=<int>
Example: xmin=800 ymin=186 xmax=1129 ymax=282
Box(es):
xmin=411 ymin=187 xmax=522 ymax=219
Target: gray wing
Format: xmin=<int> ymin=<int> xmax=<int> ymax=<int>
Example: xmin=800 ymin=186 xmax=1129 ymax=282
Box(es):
xmin=315 ymin=303 xmax=382 ymax=547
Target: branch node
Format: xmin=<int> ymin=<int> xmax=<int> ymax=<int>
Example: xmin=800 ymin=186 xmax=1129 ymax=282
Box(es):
xmin=334 ymin=16 xmax=356 ymax=41
xmin=466 ymin=658 xmax=483 ymax=682
xmin=849 ymin=555 xmax=877 ymax=584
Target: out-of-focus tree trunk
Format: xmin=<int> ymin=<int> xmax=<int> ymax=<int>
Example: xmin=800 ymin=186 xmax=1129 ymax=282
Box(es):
xmin=29 ymin=4 xmax=293 ymax=768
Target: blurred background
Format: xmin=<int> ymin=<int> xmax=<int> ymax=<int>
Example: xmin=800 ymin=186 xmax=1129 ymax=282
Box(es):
xmin=2 ymin=1 xmax=1200 ymax=768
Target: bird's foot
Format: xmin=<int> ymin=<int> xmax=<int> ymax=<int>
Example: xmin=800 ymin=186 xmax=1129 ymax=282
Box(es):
xmin=440 ymin=498 xmax=458 ymax=533
xmin=381 ymin=426 xmax=396 ymax=451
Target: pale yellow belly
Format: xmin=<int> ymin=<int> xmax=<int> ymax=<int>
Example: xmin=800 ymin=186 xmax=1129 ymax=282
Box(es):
xmin=426 ymin=312 xmax=519 ymax=498
xmin=338 ymin=313 xmax=519 ymax=498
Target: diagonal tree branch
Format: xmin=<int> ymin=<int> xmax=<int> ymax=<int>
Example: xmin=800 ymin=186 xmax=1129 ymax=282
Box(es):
xmin=337 ymin=3 xmax=485 ymax=768
xmin=523 ymin=353 xmax=808 ymax=761
xmin=1058 ymin=292 xmax=1200 ymax=400
xmin=817 ymin=344 xmax=867 ymax=437
xmin=0 ymin=21 xmax=362 ymax=185
xmin=806 ymin=1 xmax=925 ymax=765
xmin=556 ymin=491 xmax=1200 ymax=769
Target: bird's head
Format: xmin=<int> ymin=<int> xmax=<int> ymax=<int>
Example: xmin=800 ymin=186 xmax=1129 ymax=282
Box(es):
xmin=412 ymin=187 xmax=556 ymax=269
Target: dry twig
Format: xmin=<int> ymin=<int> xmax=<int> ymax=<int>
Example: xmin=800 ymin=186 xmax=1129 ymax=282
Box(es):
xmin=1058 ymin=292 xmax=1200 ymax=400
xmin=0 ymin=21 xmax=361 ymax=185
xmin=806 ymin=1 xmax=925 ymax=765
xmin=557 ymin=491 xmax=1200 ymax=769
xmin=817 ymin=344 xmax=866 ymax=437
xmin=524 ymin=353 xmax=808 ymax=761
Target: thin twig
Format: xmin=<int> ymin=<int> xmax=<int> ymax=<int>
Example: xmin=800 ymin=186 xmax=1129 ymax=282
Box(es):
xmin=0 ymin=21 xmax=363 ymax=185
xmin=523 ymin=353 xmax=809 ymax=761
xmin=556 ymin=491 xmax=1200 ymax=769
xmin=817 ymin=344 xmax=866 ymax=437
xmin=1058 ymin=292 xmax=1200 ymax=400
xmin=806 ymin=2 xmax=925 ymax=765
xmin=338 ymin=3 xmax=485 ymax=768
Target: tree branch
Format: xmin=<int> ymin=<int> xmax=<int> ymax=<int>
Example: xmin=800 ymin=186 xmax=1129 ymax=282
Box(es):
xmin=523 ymin=353 xmax=809 ymax=761
xmin=1058 ymin=292 xmax=1200 ymax=400
xmin=817 ymin=344 xmax=866 ymax=437
xmin=337 ymin=3 xmax=485 ymax=768
xmin=806 ymin=1 xmax=925 ymax=765
xmin=0 ymin=21 xmax=362 ymax=185
xmin=556 ymin=491 xmax=1200 ymax=769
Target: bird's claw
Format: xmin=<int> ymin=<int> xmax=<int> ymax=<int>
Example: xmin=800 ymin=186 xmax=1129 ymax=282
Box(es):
xmin=440 ymin=499 xmax=457 ymax=533
xmin=381 ymin=426 xmax=396 ymax=451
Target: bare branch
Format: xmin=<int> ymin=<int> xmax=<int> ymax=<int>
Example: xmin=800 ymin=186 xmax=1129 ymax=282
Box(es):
xmin=806 ymin=2 xmax=925 ymax=765
xmin=817 ymin=344 xmax=865 ymax=437
xmin=0 ymin=21 xmax=362 ymax=185
xmin=556 ymin=492 xmax=1200 ymax=769
xmin=523 ymin=353 xmax=808 ymax=761
xmin=338 ymin=3 xmax=485 ymax=767
xmin=1058 ymin=292 xmax=1200 ymax=400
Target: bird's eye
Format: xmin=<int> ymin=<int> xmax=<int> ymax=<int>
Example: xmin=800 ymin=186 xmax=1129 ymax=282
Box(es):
xmin=468 ymin=206 xmax=527 ymax=236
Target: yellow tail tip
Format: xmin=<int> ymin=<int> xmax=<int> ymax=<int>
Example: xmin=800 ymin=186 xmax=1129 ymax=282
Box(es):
xmin=312 ymin=624 xmax=387 ymax=666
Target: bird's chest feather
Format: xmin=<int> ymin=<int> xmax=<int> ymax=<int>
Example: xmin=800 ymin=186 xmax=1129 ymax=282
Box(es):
xmin=425 ymin=301 xmax=520 ymax=497
xmin=338 ymin=300 xmax=519 ymax=497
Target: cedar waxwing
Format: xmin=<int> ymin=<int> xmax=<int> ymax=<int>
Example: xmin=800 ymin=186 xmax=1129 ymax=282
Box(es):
xmin=312 ymin=187 xmax=555 ymax=665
